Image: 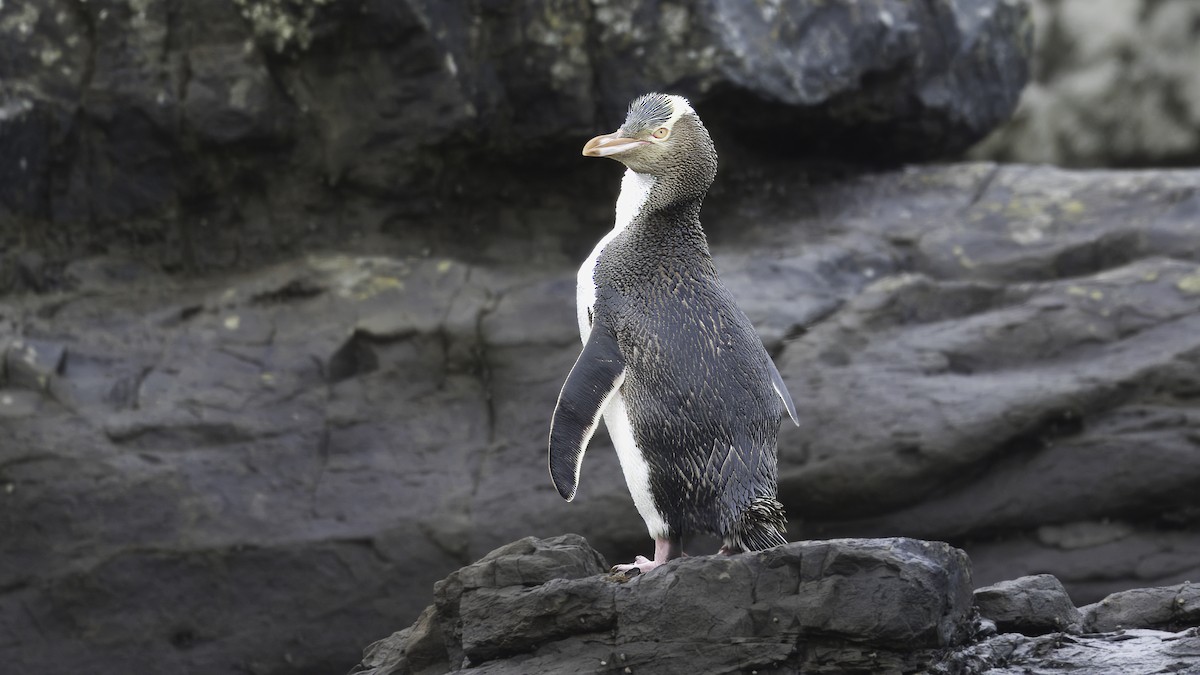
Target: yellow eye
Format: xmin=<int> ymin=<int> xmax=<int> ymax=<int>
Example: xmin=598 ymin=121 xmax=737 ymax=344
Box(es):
xmin=652 ymin=127 xmax=670 ymax=140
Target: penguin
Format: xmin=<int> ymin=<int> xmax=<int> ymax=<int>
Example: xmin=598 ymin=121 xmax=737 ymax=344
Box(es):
xmin=549 ymin=93 xmax=800 ymax=574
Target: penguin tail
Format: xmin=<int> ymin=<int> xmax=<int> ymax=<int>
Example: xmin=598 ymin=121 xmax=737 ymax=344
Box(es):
xmin=723 ymin=496 xmax=788 ymax=553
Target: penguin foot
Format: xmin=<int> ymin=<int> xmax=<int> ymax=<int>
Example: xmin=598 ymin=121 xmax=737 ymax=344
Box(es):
xmin=610 ymin=538 xmax=683 ymax=576
xmin=610 ymin=556 xmax=661 ymax=576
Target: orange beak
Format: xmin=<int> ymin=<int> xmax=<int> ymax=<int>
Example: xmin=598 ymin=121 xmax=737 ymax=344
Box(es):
xmin=582 ymin=131 xmax=648 ymax=158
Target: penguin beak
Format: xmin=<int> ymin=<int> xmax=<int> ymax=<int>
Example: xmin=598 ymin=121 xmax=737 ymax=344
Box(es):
xmin=582 ymin=131 xmax=648 ymax=158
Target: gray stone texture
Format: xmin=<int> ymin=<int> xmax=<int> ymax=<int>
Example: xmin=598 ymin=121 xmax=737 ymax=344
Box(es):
xmin=974 ymin=574 xmax=1084 ymax=635
xmin=353 ymin=537 xmax=1200 ymax=674
xmin=0 ymin=0 xmax=1030 ymax=278
xmin=353 ymin=534 xmax=975 ymax=675
xmin=972 ymin=0 xmax=1200 ymax=166
xmin=932 ymin=627 xmax=1200 ymax=675
xmin=1082 ymin=582 xmax=1200 ymax=633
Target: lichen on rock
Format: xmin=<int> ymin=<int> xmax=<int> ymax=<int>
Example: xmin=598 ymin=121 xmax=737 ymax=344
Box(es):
xmin=231 ymin=0 xmax=335 ymax=53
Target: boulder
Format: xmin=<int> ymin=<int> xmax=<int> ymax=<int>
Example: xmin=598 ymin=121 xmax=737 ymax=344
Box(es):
xmin=352 ymin=534 xmax=975 ymax=675
xmin=1082 ymin=582 xmax=1200 ymax=633
xmin=0 ymin=0 xmax=1030 ymax=281
xmin=352 ymin=537 xmax=1200 ymax=675
xmin=974 ymin=574 xmax=1083 ymax=635
xmin=971 ymin=0 xmax=1200 ymax=167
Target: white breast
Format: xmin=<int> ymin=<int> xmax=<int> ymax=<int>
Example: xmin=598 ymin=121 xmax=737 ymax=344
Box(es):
xmin=575 ymin=168 xmax=666 ymax=539
xmin=605 ymin=392 xmax=669 ymax=539
xmin=575 ymin=169 xmax=655 ymax=342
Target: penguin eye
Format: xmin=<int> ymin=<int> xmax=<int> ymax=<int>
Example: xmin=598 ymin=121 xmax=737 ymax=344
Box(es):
xmin=652 ymin=127 xmax=670 ymax=140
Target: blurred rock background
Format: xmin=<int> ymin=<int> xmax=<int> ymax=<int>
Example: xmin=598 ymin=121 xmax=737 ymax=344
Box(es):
xmin=2 ymin=1 xmax=1199 ymax=674
xmin=971 ymin=0 xmax=1200 ymax=166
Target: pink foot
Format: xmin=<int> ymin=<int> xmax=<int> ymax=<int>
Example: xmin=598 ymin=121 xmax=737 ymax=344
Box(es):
xmin=610 ymin=555 xmax=662 ymax=575
xmin=609 ymin=538 xmax=683 ymax=576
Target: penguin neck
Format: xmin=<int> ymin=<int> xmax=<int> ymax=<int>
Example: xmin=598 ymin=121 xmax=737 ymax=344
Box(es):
xmin=614 ymin=169 xmax=657 ymax=234
xmin=616 ymin=168 xmax=706 ymax=236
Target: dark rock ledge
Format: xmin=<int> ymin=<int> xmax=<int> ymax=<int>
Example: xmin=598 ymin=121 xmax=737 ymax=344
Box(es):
xmin=351 ymin=535 xmax=1200 ymax=674
xmin=353 ymin=534 xmax=973 ymax=674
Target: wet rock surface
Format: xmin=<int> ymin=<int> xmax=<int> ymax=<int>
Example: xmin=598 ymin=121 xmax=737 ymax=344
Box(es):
xmin=1082 ymin=582 xmax=1200 ymax=633
xmin=353 ymin=534 xmax=974 ymax=675
xmin=974 ymin=574 xmax=1083 ymax=636
xmin=6 ymin=162 xmax=1200 ymax=673
xmin=354 ymin=535 xmax=1200 ymax=675
xmin=0 ymin=0 xmax=1029 ymax=280
xmin=934 ymin=627 xmax=1200 ymax=675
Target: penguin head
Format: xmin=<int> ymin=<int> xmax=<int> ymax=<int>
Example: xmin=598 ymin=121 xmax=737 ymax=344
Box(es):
xmin=582 ymin=93 xmax=717 ymax=188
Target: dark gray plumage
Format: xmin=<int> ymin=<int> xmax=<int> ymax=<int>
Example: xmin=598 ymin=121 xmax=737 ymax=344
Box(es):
xmin=549 ymin=93 xmax=798 ymax=574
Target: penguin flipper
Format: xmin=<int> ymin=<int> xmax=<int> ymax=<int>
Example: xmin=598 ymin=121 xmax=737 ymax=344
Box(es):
xmin=767 ymin=357 xmax=800 ymax=427
xmin=549 ymin=322 xmax=626 ymax=501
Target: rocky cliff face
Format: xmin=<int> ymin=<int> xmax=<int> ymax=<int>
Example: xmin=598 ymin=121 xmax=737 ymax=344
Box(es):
xmin=0 ymin=0 xmax=1030 ymax=286
xmin=351 ymin=534 xmax=1200 ymax=674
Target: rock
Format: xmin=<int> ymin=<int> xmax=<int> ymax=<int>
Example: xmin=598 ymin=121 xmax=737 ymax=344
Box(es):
xmin=353 ymin=534 xmax=975 ymax=675
xmin=971 ymin=0 xmax=1200 ymax=167
xmin=4 ymin=338 xmax=65 ymax=391
xmin=0 ymin=0 xmax=1030 ymax=284
xmin=354 ymin=540 xmax=1200 ymax=674
xmin=966 ymin=529 xmax=1200 ymax=606
xmin=974 ymin=574 xmax=1083 ymax=635
xmin=0 ymin=96 xmax=54 ymax=226
xmin=665 ymin=0 xmax=1033 ymax=161
xmin=933 ymin=628 xmax=1200 ymax=675
xmin=7 ymin=162 xmax=1200 ymax=673
xmin=0 ymin=255 xmax=505 ymax=674
xmin=780 ymin=164 xmax=1200 ymax=602
xmin=1082 ymin=583 xmax=1200 ymax=633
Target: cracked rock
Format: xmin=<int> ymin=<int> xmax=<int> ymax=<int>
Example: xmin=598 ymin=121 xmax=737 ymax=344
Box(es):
xmin=352 ymin=535 xmax=974 ymax=675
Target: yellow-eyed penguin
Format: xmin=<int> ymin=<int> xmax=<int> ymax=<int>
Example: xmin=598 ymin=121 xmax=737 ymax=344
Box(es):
xmin=548 ymin=93 xmax=799 ymax=574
